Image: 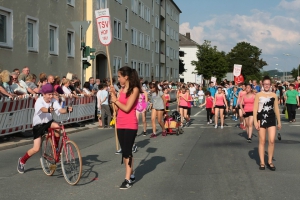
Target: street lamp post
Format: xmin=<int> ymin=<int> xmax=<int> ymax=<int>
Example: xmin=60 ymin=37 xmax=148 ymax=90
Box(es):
xmin=284 ymin=53 xmax=300 ymax=79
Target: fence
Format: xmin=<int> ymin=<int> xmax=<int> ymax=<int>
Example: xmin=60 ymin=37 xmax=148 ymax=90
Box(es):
xmin=0 ymin=95 xmax=96 ymax=137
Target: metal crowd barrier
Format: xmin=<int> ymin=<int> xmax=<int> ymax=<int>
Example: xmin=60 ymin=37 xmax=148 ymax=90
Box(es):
xmin=0 ymin=95 xmax=96 ymax=137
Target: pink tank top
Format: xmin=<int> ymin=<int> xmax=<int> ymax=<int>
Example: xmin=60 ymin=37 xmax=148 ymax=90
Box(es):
xmin=238 ymin=91 xmax=246 ymax=104
xmin=117 ymin=90 xmax=138 ymax=129
xmin=165 ymin=94 xmax=170 ymax=106
xmin=179 ymin=93 xmax=188 ymax=106
xmin=243 ymin=95 xmax=255 ymax=112
xmin=215 ymin=94 xmax=224 ymax=106
xmin=206 ymin=96 xmax=213 ymax=108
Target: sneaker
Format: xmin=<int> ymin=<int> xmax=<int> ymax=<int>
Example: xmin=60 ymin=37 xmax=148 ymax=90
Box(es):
xmin=119 ymin=179 xmax=132 ymax=190
xmin=143 ymin=131 xmax=147 ymax=136
xmin=207 ymin=122 xmax=210 ymax=125
xmin=185 ymin=121 xmax=190 ymax=127
xmin=150 ymin=133 xmax=157 ymax=138
xmin=17 ymin=157 xmax=25 ymax=174
xmin=214 ymin=125 xmax=218 ymax=129
xmin=248 ymin=138 xmax=252 ymax=143
xmin=220 ymin=126 xmax=223 ymax=129
xmin=115 ymin=149 xmax=122 ymax=155
xmin=161 ymin=131 xmax=167 ymax=137
xmin=132 ymin=144 xmax=137 ymax=153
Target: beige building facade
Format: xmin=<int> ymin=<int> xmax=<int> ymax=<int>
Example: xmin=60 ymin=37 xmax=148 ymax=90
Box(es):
xmin=0 ymin=0 xmax=83 ymax=78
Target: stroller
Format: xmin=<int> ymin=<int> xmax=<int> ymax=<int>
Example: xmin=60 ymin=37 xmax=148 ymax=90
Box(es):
xmin=164 ymin=111 xmax=184 ymax=135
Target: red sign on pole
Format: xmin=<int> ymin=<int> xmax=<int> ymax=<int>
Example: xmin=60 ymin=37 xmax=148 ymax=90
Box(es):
xmin=234 ymin=75 xmax=244 ymax=84
xmin=95 ymin=9 xmax=112 ymax=46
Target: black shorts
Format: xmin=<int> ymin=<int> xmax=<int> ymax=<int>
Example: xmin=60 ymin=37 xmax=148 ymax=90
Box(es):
xmin=32 ymin=120 xmax=53 ymax=139
xmin=117 ymin=129 xmax=137 ymax=159
xmin=215 ymin=105 xmax=225 ymax=109
xmin=187 ymin=108 xmax=191 ymax=116
xmin=152 ymin=108 xmax=165 ymax=111
xmin=243 ymin=112 xmax=253 ymax=118
xmin=179 ymin=106 xmax=188 ymax=109
xmin=166 ymin=106 xmax=169 ymax=110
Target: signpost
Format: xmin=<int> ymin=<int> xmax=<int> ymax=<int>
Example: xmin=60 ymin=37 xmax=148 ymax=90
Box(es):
xmin=233 ymin=64 xmax=243 ymax=84
xmin=95 ymin=9 xmax=119 ymax=150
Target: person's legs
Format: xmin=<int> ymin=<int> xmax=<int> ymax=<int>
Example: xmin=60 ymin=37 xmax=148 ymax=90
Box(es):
xmin=142 ymin=111 xmax=147 ymax=132
xmin=291 ymin=104 xmax=297 ymax=121
xmin=206 ymin=108 xmax=210 ymax=122
xmin=258 ymin=128 xmax=266 ymax=166
xmin=151 ymin=109 xmax=157 ymax=134
xmin=183 ymin=108 xmax=188 ymax=122
xmin=214 ymin=107 xmax=219 ymax=126
xmin=248 ymin=116 xmax=254 ymax=139
xmin=286 ymin=104 xmax=293 ymax=122
xmin=219 ymin=108 xmax=224 ymax=126
xmin=267 ymin=126 xmax=276 ymax=164
xmin=157 ymin=110 xmax=165 ymax=132
xmin=104 ymin=105 xmax=112 ymax=127
xmin=179 ymin=107 xmax=184 ymax=124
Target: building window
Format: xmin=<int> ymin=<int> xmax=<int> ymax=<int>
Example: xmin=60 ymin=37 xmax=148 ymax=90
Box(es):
xmin=152 ymin=0 xmax=154 ymax=16
xmin=67 ymin=0 xmax=75 ymax=7
xmin=151 ymin=25 xmax=154 ymax=42
xmin=131 ymin=0 xmax=138 ymax=14
xmin=49 ymin=24 xmax=59 ymax=55
xmin=125 ymin=7 xmax=129 ymax=30
xmin=166 ymin=66 xmax=169 ymax=77
xmin=125 ymin=42 xmax=128 ymax=63
xmin=27 ymin=16 xmax=39 ymax=52
xmin=113 ymin=19 xmax=122 ymax=40
xmin=116 ymin=0 xmax=122 ymax=4
xmin=155 ymin=40 xmax=159 ymax=53
xmin=67 ymin=30 xmax=75 ymax=57
xmin=166 ymin=46 xmax=169 ymax=57
xmin=113 ymin=56 xmax=122 ymax=75
xmin=138 ymin=62 xmax=144 ymax=77
xmin=166 ymin=25 xmax=169 ymax=35
xmin=155 ymin=64 xmax=159 ymax=77
xmin=0 ymin=7 xmax=13 ymax=48
xmin=155 ymin=15 xmax=159 ymax=28
xmin=139 ymin=31 xmax=144 ymax=48
xmin=131 ymin=60 xmax=137 ymax=70
xmin=131 ymin=28 xmax=138 ymax=45
xmin=98 ymin=0 xmax=107 ymax=9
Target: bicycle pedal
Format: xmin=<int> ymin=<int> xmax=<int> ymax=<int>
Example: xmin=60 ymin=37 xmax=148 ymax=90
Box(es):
xmin=49 ymin=164 xmax=57 ymax=171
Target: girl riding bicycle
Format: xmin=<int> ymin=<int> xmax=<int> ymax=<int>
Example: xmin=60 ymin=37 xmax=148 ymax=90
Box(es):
xmin=17 ymin=83 xmax=72 ymax=174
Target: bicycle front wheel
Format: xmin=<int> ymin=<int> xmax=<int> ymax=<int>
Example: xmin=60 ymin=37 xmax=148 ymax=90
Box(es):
xmin=61 ymin=140 xmax=82 ymax=185
xmin=40 ymin=135 xmax=56 ymax=176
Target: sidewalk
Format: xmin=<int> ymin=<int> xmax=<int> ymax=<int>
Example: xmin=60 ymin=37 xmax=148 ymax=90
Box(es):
xmin=0 ymin=121 xmax=100 ymax=151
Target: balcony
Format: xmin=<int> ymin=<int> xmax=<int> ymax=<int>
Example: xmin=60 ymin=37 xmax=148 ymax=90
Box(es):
xmin=160 ymin=6 xmax=165 ymax=18
xmin=160 ymin=30 xmax=165 ymax=41
xmin=160 ymin=53 xmax=165 ymax=64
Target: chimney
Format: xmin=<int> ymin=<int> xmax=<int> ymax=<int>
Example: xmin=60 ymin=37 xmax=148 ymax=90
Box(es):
xmin=186 ymin=32 xmax=190 ymax=39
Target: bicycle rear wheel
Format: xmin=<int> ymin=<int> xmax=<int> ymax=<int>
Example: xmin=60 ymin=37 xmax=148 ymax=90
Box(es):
xmin=40 ymin=135 xmax=56 ymax=176
xmin=61 ymin=140 xmax=82 ymax=185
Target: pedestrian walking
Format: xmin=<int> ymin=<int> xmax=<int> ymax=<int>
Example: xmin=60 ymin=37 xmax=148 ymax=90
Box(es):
xmin=240 ymin=84 xmax=255 ymax=142
xmin=200 ymin=91 xmax=214 ymax=124
xmin=178 ymin=86 xmax=190 ymax=127
xmin=163 ymin=87 xmax=170 ymax=110
xmin=98 ymin=83 xmax=112 ymax=128
xmin=285 ymin=84 xmax=299 ymax=122
xmin=148 ymin=82 xmax=167 ymax=137
xmin=253 ymin=76 xmax=281 ymax=171
xmin=136 ymin=89 xmax=148 ymax=136
xmin=213 ymin=87 xmax=228 ymax=129
xmin=236 ymin=83 xmax=247 ymax=130
xmin=110 ymin=66 xmax=142 ymax=189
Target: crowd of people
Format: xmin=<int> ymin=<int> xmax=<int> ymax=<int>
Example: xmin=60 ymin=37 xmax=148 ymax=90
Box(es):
xmin=1 ymin=66 xmax=300 ymax=189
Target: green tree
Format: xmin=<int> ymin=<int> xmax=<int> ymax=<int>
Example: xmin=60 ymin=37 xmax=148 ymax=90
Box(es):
xmin=226 ymin=42 xmax=267 ymax=81
xmin=290 ymin=64 xmax=300 ymax=80
xmin=191 ymin=40 xmax=229 ymax=81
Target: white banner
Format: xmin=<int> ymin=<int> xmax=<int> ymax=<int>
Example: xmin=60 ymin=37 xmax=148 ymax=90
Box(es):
xmin=95 ymin=9 xmax=112 ymax=46
xmin=211 ymin=77 xmax=217 ymax=85
xmin=233 ymin=64 xmax=242 ymax=76
xmin=196 ymin=74 xmax=203 ymax=85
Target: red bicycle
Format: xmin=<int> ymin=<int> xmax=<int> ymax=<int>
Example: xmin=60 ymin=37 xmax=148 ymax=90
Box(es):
xmin=40 ymin=109 xmax=82 ymax=185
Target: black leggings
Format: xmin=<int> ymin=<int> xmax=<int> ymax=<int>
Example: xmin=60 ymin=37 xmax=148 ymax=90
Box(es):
xmin=206 ymin=108 xmax=213 ymax=122
xmin=286 ymin=103 xmax=297 ymax=121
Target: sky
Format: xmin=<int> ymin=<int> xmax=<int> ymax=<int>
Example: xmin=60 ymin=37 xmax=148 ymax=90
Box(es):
xmin=176 ymin=0 xmax=300 ymax=73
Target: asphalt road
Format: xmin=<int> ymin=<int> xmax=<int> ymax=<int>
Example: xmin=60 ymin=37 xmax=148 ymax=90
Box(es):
xmin=1 ymin=104 xmax=300 ymax=200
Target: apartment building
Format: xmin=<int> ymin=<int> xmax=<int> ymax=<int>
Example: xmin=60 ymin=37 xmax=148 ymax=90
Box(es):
xmin=0 ymin=0 xmax=84 ymax=78
xmin=179 ymin=32 xmax=200 ymax=83
xmin=89 ymin=0 xmax=181 ymax=82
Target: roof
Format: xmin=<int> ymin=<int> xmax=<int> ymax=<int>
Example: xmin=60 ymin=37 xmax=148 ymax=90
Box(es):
xmin=179 ymin=33 xmax=199 ymax=47
xmin=170 ymin=0 xmax=182 ymax=13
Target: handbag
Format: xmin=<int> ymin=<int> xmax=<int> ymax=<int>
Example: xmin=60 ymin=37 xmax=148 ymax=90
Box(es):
xmin=285 ymin=109 xmax=288 ymax=119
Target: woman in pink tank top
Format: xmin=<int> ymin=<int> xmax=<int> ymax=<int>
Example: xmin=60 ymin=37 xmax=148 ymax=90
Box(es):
xmin=213 ymin=87 xmax=228 ymax=129
xmin=110 ymin=66 xmax=143 ymax=189
xmin=240 ymin=84 xmax=256 ymax=142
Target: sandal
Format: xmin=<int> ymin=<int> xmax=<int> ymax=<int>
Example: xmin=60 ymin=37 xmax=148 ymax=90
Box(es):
xmin=259 ymin=164 xmax=265 ymax=170
xmin=267 ymin=163 xmax=276 ymax=171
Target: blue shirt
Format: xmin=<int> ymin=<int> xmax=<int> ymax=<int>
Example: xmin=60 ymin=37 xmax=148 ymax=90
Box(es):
xmin=208 ymin=87 xmax=216 ymax=97
xmin=253 ymin=85 xmax=261 ymax=92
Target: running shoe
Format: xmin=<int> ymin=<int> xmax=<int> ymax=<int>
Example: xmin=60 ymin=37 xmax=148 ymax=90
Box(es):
xmin=209 ymin=119 xmax=213 ymax=124
xmin=248 ymin=138 xmax=252 ymax=143
xmin=17 ymin=158 xmax=25 ymax=174
xmin=115 ymin=149 xmax=122 ymax=155
xmin=132 ymin=144 xmax=137 ymax=153
xmin=207 ymin=122 xmax=210 ymax=125
xmin=119 ymin=179 xmax=132 ymax=189
xmin=150 ymin=133 xmax=157 ymax=138
xmin=142 ymin=131 xmax=147 ymax=136
xmin=220 ymin=126 xmax=224 ymax=129
xmin=130 ymin=176 xmax=136 ymax=183
xmin=161 ymin=131 xmax=167 ymax=137
xmin=214 ymin=125 xmax=218 ymax=129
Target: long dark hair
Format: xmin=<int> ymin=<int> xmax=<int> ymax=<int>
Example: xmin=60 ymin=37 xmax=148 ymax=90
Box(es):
xmin=149 ymin=82 xmax=159 ymax=94
xmin=118 ymin=66 xmax=142 ymax=97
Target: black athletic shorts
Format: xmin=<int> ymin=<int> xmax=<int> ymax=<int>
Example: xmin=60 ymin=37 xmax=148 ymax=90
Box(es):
xmin=243 ymin=112 xmax=253 ymax=118
xmin=215 ymin=105 xmax=225 ymax=109
xmin=179 ymin=106 xmax=188 ymax=109
xmin=32 ymin=120 xmax=53 ymax=139
xmin=117 ymin=129 xmax=137 ymax=159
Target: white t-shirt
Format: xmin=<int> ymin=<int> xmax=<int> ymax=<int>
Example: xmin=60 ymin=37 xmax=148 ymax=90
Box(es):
xmin=83 ymin=88 xmax=91 ymax=95
xmin=97 ymin=89 xmax=109 ymax=105
xmin=62 ymin=86 xmax=72 ymax=94
xmin=32 ymin=97 xmax=61 ymax=126
xmin=10 ymin=80 xmax=28 ymax=94
xmin=189 ymin=87 xmax=196 ymax=96
xmin=198 ymin=90 xmax=205 ymax=99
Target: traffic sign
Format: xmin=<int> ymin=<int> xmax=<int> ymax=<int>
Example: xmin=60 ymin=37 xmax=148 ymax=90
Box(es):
xmin=233 ymin=64 xmax=242 ymax=76
xmin=95 ymin=9 xmax=112 ymax=46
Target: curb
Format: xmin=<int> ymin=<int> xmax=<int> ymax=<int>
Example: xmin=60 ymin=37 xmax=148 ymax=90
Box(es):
xmin=0 ymin=125 xmax=96 ymax=151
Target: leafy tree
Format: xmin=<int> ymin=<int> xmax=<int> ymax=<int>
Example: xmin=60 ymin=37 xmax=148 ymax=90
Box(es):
xmin=226 ymin=42 xmax=267 ymax=81
xmin=191 ymin=40 xmax=229 ymax=81
xmin=290 ymin=64 xmax=300 ymax=80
